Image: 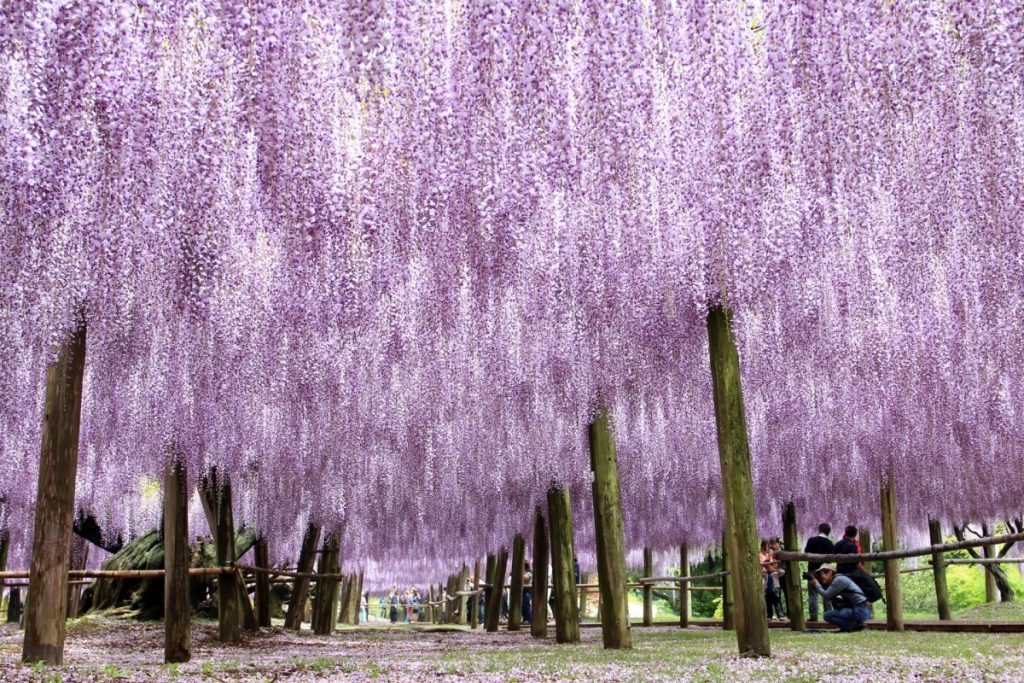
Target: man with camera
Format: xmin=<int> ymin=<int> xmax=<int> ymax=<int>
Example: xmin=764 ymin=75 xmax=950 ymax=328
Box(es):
xmin=807 ymin=564 xmax=872 ymax=632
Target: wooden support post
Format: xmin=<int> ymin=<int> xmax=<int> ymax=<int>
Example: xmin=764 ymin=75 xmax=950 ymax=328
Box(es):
xmin=457 ymin=564 xmax=469 ymax=625
xmin=65 ymin=536 xmax=89 ymax=619
xmin=485 ymin=547 xmax=508 ymax=632
xmin=483 ymin=555 xmax=495 ymax=626
xmin=356 ymin=572 xmax=365 ymax=624
xmin=284 ymin=523 xmax=321 ymax=630
xmin=707 ymin=306 xmax=770 ymax=657
xmin=721 ymin=531 xmax=734 ymax=631
xmin=426 ymin=586 xmax=434 ymax=623
xmin=508 ymin=534 xmax=526 ymax=631
xmin=254 ymin=538 xmax=271 ymax=627
xmin=643 ymin=547 xmax=653 ymax=627
xmin=858 ymin=528 xmax=872 ymax=558
xmin=22 ymin=322 xmax=87 ymax=665
xmin=215 ymin=480 xmax=241 ymax=643
xmin=588 ymin=406 xmax=632 ymax=649
xmin=8 ymin=586 xmax=23 ymax=624
xmin=531 ymin=506 xmax=549 ymax=639
xmin=0 ymin=529 xmax=8 ymax=621
xmin=312 ymin=534 xmax=340 ymax=634
xmin=164 ymin=459 xmax=191 ymax=663
xmin=982 ymin=523 xmax=997 ymax=603
xmin=470 ymin=558 xmax=481 ymax=629
xmin=781 ymin=503 xmax=805 ymax=631
xmin=679 ymin=543 xmax=690 ymax=628
xmin=336 ymin=575 xmax=351 ymax=627
xmin=929 ymin=518 xmax=951 ymax=620
xmin=547 ymin=486 xmax=580 ymax=644
xmin=880 ymin=478 xmax=904 ymax=631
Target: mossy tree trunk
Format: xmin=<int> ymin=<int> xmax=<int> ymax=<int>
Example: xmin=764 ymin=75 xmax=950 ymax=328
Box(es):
xmin=643 ymin=547 xmax=653 ymax=627
xmin=588 ymin=406 xmax=632 ymax=649
xmin=679 ymin=543 xmax=690 ymax=628
xmin=721 ymin=533 xmax=734 ymax=631
xmin=508 ymin=534 xmax=526 ymax=631
xmin=254 ymin=538 xmax=271 ymax=627
xmin=485 ymin=547 xmax=508 ymax=632
xmin=707 ymin=306 xmax=769 ymax=657
xmin=547 ymin=486 xmax=580 ymax=644
xmin=929 ymin=518 xmax=951 ymax=620
xmin=781 ymin=503 xmax=805 ymax=631
xmin=880 ymin=478 xmax=904 ymax=631
xmin=23 ymin=322 xmax=87 ymax=666
xmin=164 ymin=458 xmax=191 ymax=663
xmin=531 ymin=506 xmax=549 ymax=639
xmin=284 ymin=523 xmax=321 ymax=630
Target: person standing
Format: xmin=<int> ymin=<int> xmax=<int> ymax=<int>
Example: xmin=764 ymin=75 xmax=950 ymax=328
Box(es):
xmin=834 ymin=526 xmax=862 ymax=575
xmin=389 ymin=586 xmax=400 ymax=624
xmin=522 ymin=561 xmax=533 ymax=623
xmin=804 ymin=523 xmax=834 ymax=621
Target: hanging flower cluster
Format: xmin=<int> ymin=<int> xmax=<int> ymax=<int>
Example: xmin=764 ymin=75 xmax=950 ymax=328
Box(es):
xmin=1 ymin=1 xmax=1021 ymax=577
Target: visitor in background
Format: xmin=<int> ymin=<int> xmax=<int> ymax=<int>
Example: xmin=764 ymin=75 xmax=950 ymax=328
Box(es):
xmin=389 ymin=586 xmax=400 ymax=623
xmin=809 ymin=564 xmax=871 ymax=632
xmin=573 ymin=556 xmax=582 ymax=624
xmin=522 ymin=561 xmax=533 ymax=623
xmin=411 ymin=588 xmax=422 ymax=621
xmin=804 ymin=523 xmax=834 ymax=621
xmin=769 ymin=537 xmax=787 ymax=618
xmin=834 ymin=525 xmax=862 ymax=575
xmin=759 ymin=540 xmax=780 ymax=620
xmin=378 ymin=595 xmax=387 ymax=619
xmin=404 ymin=588 xmax=414 ymax=622
xmin=360 ymin=592 xmax=368 ymax=623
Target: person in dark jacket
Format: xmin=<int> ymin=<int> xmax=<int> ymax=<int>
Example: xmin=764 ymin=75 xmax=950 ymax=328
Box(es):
xmin=804 ymin=523 xmax=834 ymax=621
xmin=833 ymin=525 xmax=862 ymax=575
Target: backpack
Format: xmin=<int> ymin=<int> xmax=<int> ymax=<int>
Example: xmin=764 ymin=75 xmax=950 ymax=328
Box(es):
xmin=845 ymin=568 xmax=884 ymax=603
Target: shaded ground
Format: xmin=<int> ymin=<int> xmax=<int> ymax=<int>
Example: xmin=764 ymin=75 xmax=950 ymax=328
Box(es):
xmin=2 ymin=617 xmax=1024 ymax=682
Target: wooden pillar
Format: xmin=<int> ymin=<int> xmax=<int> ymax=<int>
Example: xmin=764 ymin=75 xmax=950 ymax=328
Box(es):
xmin=858 ymin=528 xmax=872 ymax=557
xmin=721 ymin=531 xmax=734 ymax=631
xmin=642 ymin=547 xmax=654 ymax=626
xmin=531 ymin=505 xmax=549 ymax=638
xmin=426 ymin=586 xmax=434 ymax=623
xmin=65 ymin=536 xmax=89 ymax=619
xmin=470 ymin=558 xmax=481 ymax=629
xmin=22 ymin=322 xmax=87 ymax=665
xmin=679 ymin=543 xmax=690 ymax=628
xmin=547 ymin=486 xmax=580 ymax=643
xmin=483 ymin=555 xmax=495 ymax=626
xmin=0 ymin=529 xmax=8 ymax=622
xmin=707 ymin=307 xmax=770 ymax=657
xmin=312 ymin=534 xmax=340 ymax=634
xmin=8 ymin=586 xmax=23 ymax=624
xmin=929 ymin=518 xmax=951 ymax=620
xmin=357 ymin=572 xmax=365 ymax=624
xmin=485 ymin=547 xmax=508 ymax=632
xmin=880 ymin=478 xmax=904 ymax=631
xmin=215 ymin=480 xmax=242 ymax=643
xmin=781 ymin=503 xmax=805 ymax=631
xmin=457 ymin=564 xmax=469 ymax=625
xmin=164 ymin=459 xmax=191 ymax=663
xmin=284 ymin=523 xmax=321 ymax=630
xmin=336 ymin=575 xmax=351 ymax=627
xmin=254 ymin=538 xmax=271 ymax=627
xmin=588 ymin=406 xmax=632 ymax=649
xmin=982 ymin=523 xmax=997 ymax=603
xmin=508 ymin=534 xmax=526 ymax=631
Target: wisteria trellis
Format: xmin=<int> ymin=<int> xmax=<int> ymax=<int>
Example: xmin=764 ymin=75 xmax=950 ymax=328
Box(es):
xmin=1 ymin=1 xmax=1022 ymax=584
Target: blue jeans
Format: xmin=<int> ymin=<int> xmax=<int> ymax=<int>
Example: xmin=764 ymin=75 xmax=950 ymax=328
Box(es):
xmin=824 ymin=605 xmax=871 ymax=631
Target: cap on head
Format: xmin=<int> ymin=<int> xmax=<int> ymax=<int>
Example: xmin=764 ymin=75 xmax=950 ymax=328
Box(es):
xmin=815 ymin=563 xmax=837 ymax=575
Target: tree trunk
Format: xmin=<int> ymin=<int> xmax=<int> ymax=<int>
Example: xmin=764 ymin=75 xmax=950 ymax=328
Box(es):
xmin=981 ymin=523 xmax=1000 ymax=602
xmin=284 ymin=523 xmax=321 ymax=630
xmin=588 ymin=406 xmax=632 ymax=649
xmin=65 ymin=536 xmax=89 ymax=619
xmin=880 ymin=478 xmax=904 ymax=631
xmin=721 ymin=530 xmax=734 ymax=631
xmin=547 ymin=486 xmax=580 ymax=644
xmin=679 ymin=543 xmax=690 ymax=628
xmin=508 ymin=534 xmax=526 ymax=631
xmin=643 ymin=547 xmax=653 ymax=627
xmin=214 ymin=480 xmax=241 ymax=643
xmin=928 ymin=518 xmax=951 ymax=620
xmin=707 ymin=307 xmax=770 ymax=657
xmin=485 ymin=547 xmax=508 ymax=632
xmin=254 ymin=538 xmax=271 ymax=627
xmin=781 ymin=503 xmax=805 ymax=631
xmin=470 ymin=558 xmax=481 ymax=629
xmin=164 ymin=459 xmax=191 ymax=663
xmin=23 ymin=322 xmax=87 ymax=665
xmin=531 ymin=506 xmax=549 ymax=639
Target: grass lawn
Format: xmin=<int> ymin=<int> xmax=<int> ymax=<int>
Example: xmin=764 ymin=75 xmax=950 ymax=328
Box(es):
xmin=3 ymin=616 xmax=1024 ymax=681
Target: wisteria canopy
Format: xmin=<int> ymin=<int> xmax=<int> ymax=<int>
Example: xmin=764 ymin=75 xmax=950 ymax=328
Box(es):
xmin=0 ymin=0 xmax=1021 ymax=585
